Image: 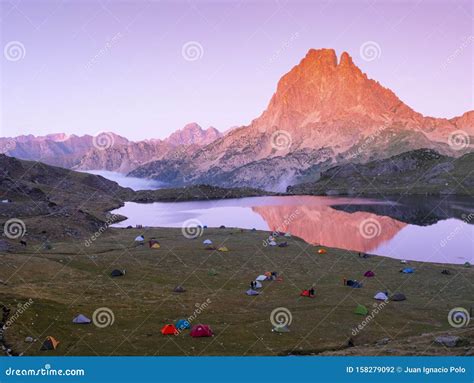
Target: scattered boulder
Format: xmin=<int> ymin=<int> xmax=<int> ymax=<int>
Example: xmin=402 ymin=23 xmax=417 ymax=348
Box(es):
xmin=434 ymin=335 xmax=462 ymax=347
xmin=376 ymin=337 xmax=391 ymax=346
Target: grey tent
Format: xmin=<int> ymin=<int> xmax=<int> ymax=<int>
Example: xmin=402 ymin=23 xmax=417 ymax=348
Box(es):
xmin=272 ymin=325 xmax=290 ymax=333
xmin=391 ymin=293 xmax=406 ymax=301
xmin=174 ymin=285 xmax=186 ymax=293
xmin=246 ymin=289 xmax=260 ymax=296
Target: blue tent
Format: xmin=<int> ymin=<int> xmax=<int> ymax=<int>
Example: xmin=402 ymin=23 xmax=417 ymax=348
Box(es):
xmin=246 ymin=289 xmax=260 ymax=296
xmin=401 ymin=268 xmax=414 ymax=274
xmin=175 ymin=319 xmax=191 ymax=330
xmin=72 ymin=314 xmax=91 ymax=324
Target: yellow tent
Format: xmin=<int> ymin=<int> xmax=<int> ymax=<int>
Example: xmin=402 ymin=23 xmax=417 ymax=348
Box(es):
xmin=151 ymin=243 xmax=160 ymax=249
xmin=218 ymin=246 xmax=229 ymax=252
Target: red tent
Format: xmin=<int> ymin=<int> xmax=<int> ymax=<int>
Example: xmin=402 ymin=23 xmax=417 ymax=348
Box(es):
xmin=161 ymin=324 xmax=179 ymax=335
xmin=364 ymin=270 xmax=375 ymax=277
xmin=300 ymin=290 xmax=316 ymax=298
xmin=190 ymin=324 xmax=213 ymax=337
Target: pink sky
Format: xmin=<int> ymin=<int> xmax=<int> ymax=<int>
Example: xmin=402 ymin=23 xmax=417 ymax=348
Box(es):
xmin=1 ymin=0 xmax=473 ymax=140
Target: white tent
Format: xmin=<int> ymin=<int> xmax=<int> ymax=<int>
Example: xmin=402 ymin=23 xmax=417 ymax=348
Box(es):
xmin=256 ymin=275 xmax=267 ymax=281
xmin=284 ymin=232 xmax=291 ymax=237
xmin=374 ymin=292 xmax=388 ymax=301
xmin=268 ymin=241 xmax=277 ymax=246
xmin=203 ymin=239 xmax=213 ymax=245
xmin=254 ymin=281 xmax=263 ymax=289
xmin=135 ymin=235 xmax=144 ymax=242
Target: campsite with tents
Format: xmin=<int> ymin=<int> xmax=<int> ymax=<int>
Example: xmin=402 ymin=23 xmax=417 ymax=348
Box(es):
xmin=1 ymin=225 xmax=472 ymax=356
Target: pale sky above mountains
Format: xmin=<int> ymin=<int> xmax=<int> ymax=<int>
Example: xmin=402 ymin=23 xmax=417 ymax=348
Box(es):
xmin=2 ymin=0 xmax=473 ymax=140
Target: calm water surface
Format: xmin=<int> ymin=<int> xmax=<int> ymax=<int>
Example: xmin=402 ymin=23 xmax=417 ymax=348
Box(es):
xmin=111 ymin=196 xmax=473 ymax=264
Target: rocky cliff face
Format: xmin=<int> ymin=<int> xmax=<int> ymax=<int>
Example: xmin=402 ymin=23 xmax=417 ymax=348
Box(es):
xmin=130 ymin=48 xmax=473 ymax=191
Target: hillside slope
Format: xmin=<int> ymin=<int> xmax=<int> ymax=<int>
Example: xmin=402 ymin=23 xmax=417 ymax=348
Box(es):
xmin=287 ymin=149 xmax=474 ymax=196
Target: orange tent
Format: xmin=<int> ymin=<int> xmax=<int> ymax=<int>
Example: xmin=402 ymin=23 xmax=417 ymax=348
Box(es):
xmin=40 ymin=336 xmax=59 ymax=350
xmin=317 ymin=248 xmax=327 ymax=254
xmin=161 ymin=324 xmax=179 ymax=336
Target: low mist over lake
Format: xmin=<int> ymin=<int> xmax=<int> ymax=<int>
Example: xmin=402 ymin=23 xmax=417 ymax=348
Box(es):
xmin=84 ymin=170 xmax=163 ymax=191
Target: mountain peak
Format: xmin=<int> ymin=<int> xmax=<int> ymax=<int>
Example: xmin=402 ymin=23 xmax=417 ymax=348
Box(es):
xmin=339 ymin=51 xmax=354 ymax=67
xmin=165 ymin=123 xmax=222 ymax=146
xmin=304 ymin=48 xmax=337 ymax=67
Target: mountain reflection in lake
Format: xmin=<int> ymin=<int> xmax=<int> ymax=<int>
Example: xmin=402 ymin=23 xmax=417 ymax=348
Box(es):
xmin=111 ymin=196 xmax=473 ymax=264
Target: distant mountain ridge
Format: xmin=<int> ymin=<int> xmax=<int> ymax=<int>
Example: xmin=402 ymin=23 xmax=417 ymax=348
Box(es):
xmin=0 ymin=123 xmax=222 ymax=173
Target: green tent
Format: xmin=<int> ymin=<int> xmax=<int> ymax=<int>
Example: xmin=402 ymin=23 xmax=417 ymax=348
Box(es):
xmin=208 ymin=269 xmax=218 ymax=276
xmin=354 ymin=304 xmax=368 ymax=315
